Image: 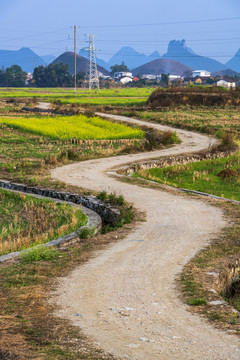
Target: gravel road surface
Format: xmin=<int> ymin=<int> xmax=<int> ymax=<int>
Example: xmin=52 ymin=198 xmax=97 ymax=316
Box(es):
xmin=51 ymin=114 xmax=239 ymax=360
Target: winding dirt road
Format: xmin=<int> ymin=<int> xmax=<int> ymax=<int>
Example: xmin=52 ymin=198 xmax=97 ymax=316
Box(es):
xmin=51 ymin=114 xmax=239 ymax=360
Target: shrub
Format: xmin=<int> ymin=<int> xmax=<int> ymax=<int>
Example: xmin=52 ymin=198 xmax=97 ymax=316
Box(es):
xmin=21 ymin=246 xmax=59 ymax=263
xmin=188 ymin=298 xmax=207 ymax=306
xmin=218 ymin=132 xmax=238 ymax=151
xmin=78 ymin=227 xmax=94 ymax=239
xmin=97 ymin=190 xmax=108 ymax=201
xmin=145 ymin=129 xmax=180 ymax=149
xmin=83 ymin=110 xmax=96 ymax=118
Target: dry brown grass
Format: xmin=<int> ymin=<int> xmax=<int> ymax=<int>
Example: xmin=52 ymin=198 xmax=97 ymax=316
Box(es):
xmin=0 ymin=207 xmax=143 ymax=359
xmin=0 ymin=189 xmax=85 ymax=255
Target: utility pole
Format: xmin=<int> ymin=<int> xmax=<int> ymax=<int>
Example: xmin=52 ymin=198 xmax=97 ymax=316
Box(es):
xmin=74 ymin=25 xmax=77 ymax=94
xmin=84 ymin=35 xmax=100 ymax=90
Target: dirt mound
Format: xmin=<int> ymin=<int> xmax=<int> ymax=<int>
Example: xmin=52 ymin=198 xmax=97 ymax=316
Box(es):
xmin=217 ymin=168 xmax=239 ymax=180
xmin=147 ymin=87 xmax=240 ymax=107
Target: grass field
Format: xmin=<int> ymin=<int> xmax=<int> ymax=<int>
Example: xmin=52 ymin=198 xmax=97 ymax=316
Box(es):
xmin=0 ymin=114 xmax=144 ymax=140
xmin=0 ymin=115 xmax=145 ymax=185
xmin=0 ymin=87 xmax=153 ymax=97
xmin=0 ymin=188 xmax=87 ymax=255
xmin=0 ymin=87 xmax=154 ymax=107
xmin=134 ymin=152 xmax=240 ymax=201
xmin=122 ymin=108 xmax=240 ymax=138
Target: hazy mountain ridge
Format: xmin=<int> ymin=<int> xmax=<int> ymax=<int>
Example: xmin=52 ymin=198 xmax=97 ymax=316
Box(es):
xmin=163 ymin=40 xmax=226 ymax=72
xmin=225 ymin=49 xmax=240 ymax=73
xmin=0 ymin=40 xmax=239 ymax=76
xmin=0 ymin=47 xmax=46 ymax=73
xmin=41 ymin=55 xmax=56 ymax=65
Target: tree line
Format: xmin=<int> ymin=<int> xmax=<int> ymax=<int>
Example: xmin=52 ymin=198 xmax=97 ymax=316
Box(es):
xmin=0 ymin=63 xmax=85 ymax=87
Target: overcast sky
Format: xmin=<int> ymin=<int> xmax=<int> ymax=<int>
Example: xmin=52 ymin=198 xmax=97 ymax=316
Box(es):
xmin=0 ymin=0 xmax=240 ymax=63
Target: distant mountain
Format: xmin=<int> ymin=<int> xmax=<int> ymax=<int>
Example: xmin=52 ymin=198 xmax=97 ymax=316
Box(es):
xmin=225 ymin=49 xmax=240 ymax=73
xmin=148 ymin=51 xmax=161 ymax=62
xmin=107 ymin=46 xmax=146 ymax=70
xmin=52 ymin=52 xmax=109 ymax=76
xmin=132 ymin=58 xmax=192 ymax=76
xmin=78 ymin=48 xmax=109 ymax=70
xmin=212 ymin=69 xmax=240 ymax=78
xmin=106 ymin=46 xmax=161 ymax=70
xmin=41 ymin=55 xmax=56 ymax=65
xmin=0 ymin=47 xmax=45 ymax=73
xmin=163 ymin=40 xmax=226 ymax=72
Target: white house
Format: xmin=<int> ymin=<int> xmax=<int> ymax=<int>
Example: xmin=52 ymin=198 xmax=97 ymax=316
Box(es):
xmin=169 ymin=75 xmax=182 ymax=81
xmin=217 ymin=80 xmax=236 ymax=89
xmin=142 ymin=74 xmax=157 ymax=80
xmin=114 ymin=71 xmax=133 ymax=80
xmin=120 ymin=76 xmax=133 ymax=84
xmin=192 ymin=70 xmax=211 ymax=77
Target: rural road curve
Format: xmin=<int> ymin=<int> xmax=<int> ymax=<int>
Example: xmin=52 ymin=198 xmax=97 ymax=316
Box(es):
xmin=51 ymin=114 xmax=239 ymax=360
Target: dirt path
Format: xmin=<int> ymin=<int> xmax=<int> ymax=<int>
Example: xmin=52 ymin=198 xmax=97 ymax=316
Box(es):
xmin=51 ymin=114 xmax=239 ymax=360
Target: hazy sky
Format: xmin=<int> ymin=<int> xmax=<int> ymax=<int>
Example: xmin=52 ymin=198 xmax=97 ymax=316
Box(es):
xmin=0 ymin=0 xmax=240 ymax=63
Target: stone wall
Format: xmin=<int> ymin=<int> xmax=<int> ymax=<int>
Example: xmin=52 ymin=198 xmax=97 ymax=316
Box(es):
xmin=0 ymin=180 xmax=121 ymax=225
xmin=118 ymin=151 xmax=230 ymax=175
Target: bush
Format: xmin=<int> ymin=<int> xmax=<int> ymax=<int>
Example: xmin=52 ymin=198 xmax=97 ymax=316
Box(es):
xmin=188 ymin=298 xmax=207 ymax=306
xmin=78 ymin=227 xmax=94 ymax=239
xmin=21 ymin=246 xmax=59 ymax=263
xmin=218 ymin=132 xmax=238 ymax=151
xmin=52 ymin=99 xmax=62 ymax=106
xmin=145 ymin=130 xmax=180 ymax=149
xmin=83 ymin=110 xmax=96 ymax=118
xmin=97 ymin=190 xmax=108 ymax=201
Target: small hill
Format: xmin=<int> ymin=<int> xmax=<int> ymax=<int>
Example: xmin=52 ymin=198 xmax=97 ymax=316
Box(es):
xmin=225 ymin=49 xmax=240 ymax=73
xmin=52 ymin=52 xmax=109 ymax=76
xmin=0 ymin=47 xmax=45 ymax=72
xmin=79 ymin=48 xmax=109 ymax=70
xmin=132 ymin=58 xmax=192 ymax=76
xmin=212 ymin=68 xmax=240 ymax=78
xmin=163 ymin=40 xmax=226 ymax=72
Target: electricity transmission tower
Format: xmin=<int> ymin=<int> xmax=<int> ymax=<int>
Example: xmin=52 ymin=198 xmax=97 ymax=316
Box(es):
xmin=84 ymin=35 xmax=100 ymax=90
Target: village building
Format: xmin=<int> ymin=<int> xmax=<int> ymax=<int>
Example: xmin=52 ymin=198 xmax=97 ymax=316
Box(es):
xmin=217 ymin=80 xmax=236 ymax=89
xmin=114 ymin=71 xmax=133 ymax=80
xmin=119 ymin=76 xmax=133 ymax=84
xmin=192 ymin=70 xmax=211 ymax=78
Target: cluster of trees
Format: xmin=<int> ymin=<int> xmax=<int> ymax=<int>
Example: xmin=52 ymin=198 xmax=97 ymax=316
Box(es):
xmin=0 ymin=65 xmax=27 ymax=87
xmin=110 ymin=62 xmax=129 ymax=76
xmin=33 ymin=63 xmax=79 ymax=87
xmin=0 ymin=63 xmax=86 ymax=88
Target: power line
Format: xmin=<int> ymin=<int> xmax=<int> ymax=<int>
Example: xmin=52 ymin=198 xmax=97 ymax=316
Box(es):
xmin=80 ymin=16 xmax=240 ymax=28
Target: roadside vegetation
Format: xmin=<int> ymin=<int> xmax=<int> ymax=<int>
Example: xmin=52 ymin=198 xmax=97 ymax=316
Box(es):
xmin=0 ymin=189 xmax=140 ymax=359
xmin=179 ymin=201 xmax=240 ymax=332
xmin=134 ymin=151 xmax=240 ymax=201
xmin=122 ymin=107 xmax=240 ymax=138
xmin=0 ymin=188 xmax=87 ymax=255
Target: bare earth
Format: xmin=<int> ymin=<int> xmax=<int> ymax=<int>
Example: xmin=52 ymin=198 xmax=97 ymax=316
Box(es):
xmin=51 ymin=114 xmax=239 ymax=360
